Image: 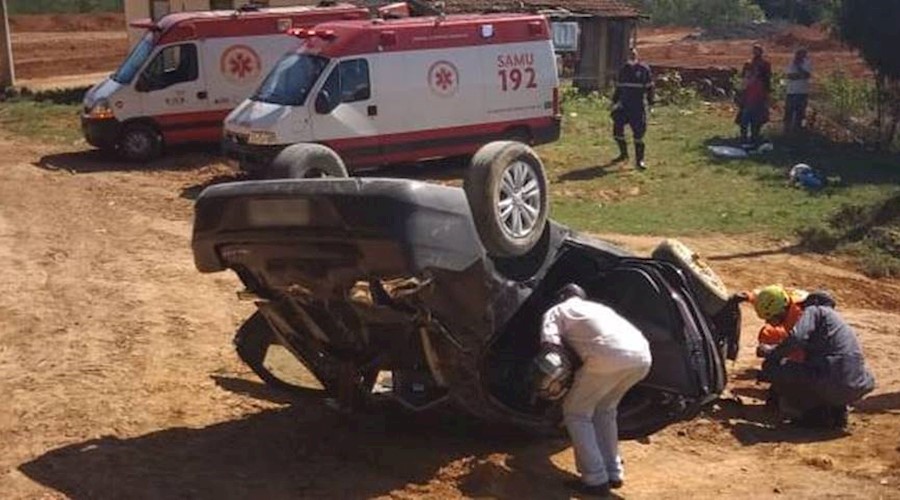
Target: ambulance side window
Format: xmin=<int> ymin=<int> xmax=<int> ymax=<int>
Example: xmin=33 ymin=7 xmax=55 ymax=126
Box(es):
xmin=338 ymin=59 xmax=370 ymax=102
xmin=316 ymin=59 xmax=370 ymax=113
xmin=138 ymin=43 xmax=199 ymax=92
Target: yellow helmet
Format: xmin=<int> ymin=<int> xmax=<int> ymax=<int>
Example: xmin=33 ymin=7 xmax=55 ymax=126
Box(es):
xmin=754 ymin=285 xmax=790 ymax=321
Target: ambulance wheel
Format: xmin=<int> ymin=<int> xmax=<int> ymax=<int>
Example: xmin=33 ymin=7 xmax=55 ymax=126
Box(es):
xmin=269 ymin=143 xmax=348 ymax=179
xmin=651 ymin=239 xmax=730 ymax=316
xmin=465 ymin=141 xmax=549 ymax=258
xmin=118 ymin=123 xmax=162 ymax=162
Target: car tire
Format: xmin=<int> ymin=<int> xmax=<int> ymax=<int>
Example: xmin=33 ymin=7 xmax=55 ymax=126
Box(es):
xmin=651 ymin=239 xmax=730 ymax=316
xmin=269 ymin=143 xmax=348 ymax=179
xmin=118 ymin=122 xmax=162 ymax=162
xmin=464 ymin=141 xmax=549 ymax=258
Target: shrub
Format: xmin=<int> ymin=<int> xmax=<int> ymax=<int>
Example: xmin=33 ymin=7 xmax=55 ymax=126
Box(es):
xmin=654 ymin=71 xmax=700 ymax=105
xmin=8 ymin=0 xmax=123 ymax=14
xmin=630 ymin=0 xmax=765 ymax=28
xmin=798 ymin=193 xmax=900 ymax=278
xmin=818 ymin=70 xmax=877 ymax=125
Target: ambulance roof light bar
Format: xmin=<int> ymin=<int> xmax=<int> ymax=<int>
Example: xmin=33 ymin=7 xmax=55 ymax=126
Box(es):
xmin=286 ymin=27 xmax=337 ymax=40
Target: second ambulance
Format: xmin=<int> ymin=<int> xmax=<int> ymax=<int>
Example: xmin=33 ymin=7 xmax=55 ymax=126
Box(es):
xmin=223 ymin=13 xmax=561 ymax=175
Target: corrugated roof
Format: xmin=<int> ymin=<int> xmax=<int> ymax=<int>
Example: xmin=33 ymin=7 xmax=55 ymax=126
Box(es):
xmin=436 ymin=0 xmax=641 ymax=18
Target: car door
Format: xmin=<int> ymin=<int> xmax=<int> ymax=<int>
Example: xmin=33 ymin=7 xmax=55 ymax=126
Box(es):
xmin=589 ymin=259 xmax=725 ymax=438
xmin=308 ymin=57 xmax=381 ymax=168
xmin=136 ymin=41 xmax=215 ymax=143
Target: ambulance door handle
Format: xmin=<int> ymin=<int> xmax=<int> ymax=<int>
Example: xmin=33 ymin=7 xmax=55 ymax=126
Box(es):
xmin=367 ymin=105 xmax=378 ymax=117
xmin=197 ymin=91 xmax=208 ymax=100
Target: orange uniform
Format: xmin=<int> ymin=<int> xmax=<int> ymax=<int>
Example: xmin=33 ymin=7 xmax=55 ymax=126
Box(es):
xmin=751 ymin=289 xmax=807 ymax=363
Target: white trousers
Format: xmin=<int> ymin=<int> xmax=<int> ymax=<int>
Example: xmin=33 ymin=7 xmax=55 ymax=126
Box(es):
xmin=562 ymin=361 xmax=651 ymax=486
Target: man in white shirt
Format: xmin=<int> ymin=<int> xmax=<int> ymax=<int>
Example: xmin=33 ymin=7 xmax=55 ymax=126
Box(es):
xmin=534 ymin=284 xmax=652 ymax=497
xmin=784 ymin=49 xmax=812 ymax=134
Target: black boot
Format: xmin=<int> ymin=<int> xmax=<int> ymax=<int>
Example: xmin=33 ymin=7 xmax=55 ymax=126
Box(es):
xmin=635 ymin=141 xmax=647 ymax=170
xmin=613 ymin=138 xmax=628 ymax=163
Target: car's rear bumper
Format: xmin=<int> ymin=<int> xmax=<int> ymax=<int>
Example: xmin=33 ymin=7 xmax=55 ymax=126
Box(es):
xmin=192 ymin=178 xmax=484 ymax=274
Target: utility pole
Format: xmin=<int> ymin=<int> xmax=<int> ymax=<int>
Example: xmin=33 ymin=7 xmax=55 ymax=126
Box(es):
xmin=0 ymin=0 xmax=14 ymax=89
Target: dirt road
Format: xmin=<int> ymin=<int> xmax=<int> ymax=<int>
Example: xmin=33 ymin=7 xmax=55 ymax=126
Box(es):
xmin=0 ymin=134 xmax=898 ymax=499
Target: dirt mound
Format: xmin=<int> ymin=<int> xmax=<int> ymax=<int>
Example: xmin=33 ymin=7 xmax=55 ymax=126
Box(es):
xmin=798 ymin=194 xmax=900 ymax=278
xmin=770 ymin=24 xmax=843 ymax=52
xmin=9 ymin=13 xmax=125 ymax=33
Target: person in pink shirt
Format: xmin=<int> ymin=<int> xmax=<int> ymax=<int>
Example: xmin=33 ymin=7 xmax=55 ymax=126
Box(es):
xmin=736 ymin=44 xmax=773 ymax=148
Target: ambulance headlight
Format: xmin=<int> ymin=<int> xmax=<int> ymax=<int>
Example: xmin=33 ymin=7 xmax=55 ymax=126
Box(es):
xmin=248 ymin=130 xmax=277 ymax=145
xmin=87 ymin=99 xmax=114 ymax=120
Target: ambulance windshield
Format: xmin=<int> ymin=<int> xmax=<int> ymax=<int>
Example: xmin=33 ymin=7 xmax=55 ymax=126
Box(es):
xmin=252 ymin=53 xmax=329 ymax=106
xmin=112 ymin=33 xmax=155 ymax=85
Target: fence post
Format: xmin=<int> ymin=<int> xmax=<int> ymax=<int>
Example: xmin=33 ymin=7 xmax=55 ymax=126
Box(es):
xmin=0 ymin=0 xmax=14 ymax=89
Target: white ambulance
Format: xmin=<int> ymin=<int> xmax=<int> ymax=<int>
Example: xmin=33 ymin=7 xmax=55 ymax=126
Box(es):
xmin=80 ymin=4 xmax=379 ymax=161
xmin=222 ymin=13 xmax=561 ymax=175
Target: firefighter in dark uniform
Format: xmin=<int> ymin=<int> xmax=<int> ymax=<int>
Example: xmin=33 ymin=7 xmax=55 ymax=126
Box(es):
xmin=611 ymin=48 xmax=655 ymax=170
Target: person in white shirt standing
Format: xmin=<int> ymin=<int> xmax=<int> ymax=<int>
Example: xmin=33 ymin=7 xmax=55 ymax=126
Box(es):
xmin=533 ymin=284 xmax=652 ymax=497
xmin=784 ymin=48 xmax=812 ymax=134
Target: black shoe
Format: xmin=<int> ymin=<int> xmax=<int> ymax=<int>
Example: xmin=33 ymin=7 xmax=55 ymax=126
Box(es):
xmin=564 ymin=479 xmax=611 ymax=497
xmin=613 ymin=139 xmax=629 ymax=163
xmin=610 ymin=478 xmax=624 ymax=489
xmin=634 ymin=142 xmax=646 ymax=170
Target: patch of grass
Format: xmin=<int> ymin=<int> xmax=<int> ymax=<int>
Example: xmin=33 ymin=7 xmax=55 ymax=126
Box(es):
xmin=539 ymin=96 xmax=900 ymax=238
xmin=0 ymin=100 xmax=81 ymax=145
xmin=798 ymin=194 xmax=900 ymax=278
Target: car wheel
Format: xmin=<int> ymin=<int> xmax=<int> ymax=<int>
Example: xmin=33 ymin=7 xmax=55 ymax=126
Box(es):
xmin=269 ymin=143 xmax=348 ymax=179
xmin=118 ymin=123 xmax=162 ymax=162
xmin=464 ymin=141 xmax=549 ymax=257
xmin=652 ymin=239 xmax=730 ymax=316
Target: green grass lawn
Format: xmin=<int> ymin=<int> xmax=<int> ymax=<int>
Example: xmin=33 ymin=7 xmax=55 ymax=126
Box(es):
xmin=0 ymin=101 xmax=83 ymax=145
xmin=1 ymin=97 xmax=898 ymax=244
xmin=539 ymin=96 xmax=900 ymax=238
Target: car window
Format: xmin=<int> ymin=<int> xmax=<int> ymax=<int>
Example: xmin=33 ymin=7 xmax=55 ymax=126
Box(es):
xmin=338 ymin=59 xmax=370 ymax=103
xmin=253 ymin=53 xmax=329 ymax=106
xmin=140 ymin=43 xmax=198 ymax=91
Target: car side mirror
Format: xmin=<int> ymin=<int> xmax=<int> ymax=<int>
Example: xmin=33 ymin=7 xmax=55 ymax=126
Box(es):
xmin=315 ymin=90 xmax=337 ymax=114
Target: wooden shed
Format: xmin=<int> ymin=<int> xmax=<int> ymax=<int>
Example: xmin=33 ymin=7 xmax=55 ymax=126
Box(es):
xmin=432 ymin=1 xmax=642 ymax=92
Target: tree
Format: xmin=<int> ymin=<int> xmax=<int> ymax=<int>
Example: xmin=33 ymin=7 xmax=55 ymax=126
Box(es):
xmin=754 ymin=0 xmax=835 ymax=25
xmin=835 ymin=0 xmax=900 ymax=148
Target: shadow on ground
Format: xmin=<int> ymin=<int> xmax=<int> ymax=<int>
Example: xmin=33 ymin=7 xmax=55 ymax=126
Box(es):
xmin=855 ymin=391 xmax=900 ymax=415
xmin=19 ymin=378 xmax=581 ymax=500
xmin=34 ymin=143 xmax=224 ymax=174
xmin=701 ymin=132 xmax=900 ymax=188
xmin=359 ymin=157 xmax=468 ymax=183
xmin=211 ymin=375 xmax=317 ymax=406
xmin=557 ymin=160 xmax=624 ymax=182
xmin=705 ymin=244 xmax=805 ymax=262
xmin=703 ymin=396 xmax=850 ymax=446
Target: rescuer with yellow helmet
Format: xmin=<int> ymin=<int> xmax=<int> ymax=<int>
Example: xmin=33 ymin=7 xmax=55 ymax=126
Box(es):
xmin=735 ymin=285 xmax=875 ymax=428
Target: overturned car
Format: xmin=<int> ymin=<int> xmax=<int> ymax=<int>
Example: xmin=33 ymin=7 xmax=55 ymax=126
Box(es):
xmin=192 ymin=142 xmax=741 ymax=438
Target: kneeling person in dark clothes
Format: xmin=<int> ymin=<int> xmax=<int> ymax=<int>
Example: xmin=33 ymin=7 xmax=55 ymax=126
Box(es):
xmin=740 ymin=286 xmax=876 ymax=428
